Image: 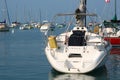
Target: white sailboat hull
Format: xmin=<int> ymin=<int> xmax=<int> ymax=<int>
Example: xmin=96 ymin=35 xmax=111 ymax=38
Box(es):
xmin=45 ymin=48 xmax=110 ymax=73
xmin=45 ymin=31 xmax=111 ymax=73
xmin=44 ymin=0 xmax=111 ymax=73
xmin=40 ymin=23 xmax=51 ymax=32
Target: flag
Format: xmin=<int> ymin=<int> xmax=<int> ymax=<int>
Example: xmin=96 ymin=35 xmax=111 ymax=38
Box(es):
xmin=105 ymin=0 xmax=110 ymax=3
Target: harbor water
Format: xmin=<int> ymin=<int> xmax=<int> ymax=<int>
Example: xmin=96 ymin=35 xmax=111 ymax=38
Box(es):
xmin=0 ymin=28 xmax=120 ymax=80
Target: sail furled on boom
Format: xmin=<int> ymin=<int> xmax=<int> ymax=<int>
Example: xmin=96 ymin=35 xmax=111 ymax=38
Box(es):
xmin=75 ymin=0 xmax=86 ymax=27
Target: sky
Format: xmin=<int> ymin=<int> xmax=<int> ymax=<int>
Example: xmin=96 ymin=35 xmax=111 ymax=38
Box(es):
xmin=0 ymin=0 xmax=120 ymax=23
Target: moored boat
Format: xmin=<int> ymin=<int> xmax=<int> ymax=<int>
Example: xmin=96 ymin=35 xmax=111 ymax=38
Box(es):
xmin=11 ymin=21 xmax=21 ymax=28
xmin=19 ymin=23 xmax=33 ymax=30
xmin=103 ymin=0 xmax=120 ymax=46
xmin=40 ymin=20 xmax=53 ymax=32
xmin=103 ymin=20 xmax=120 ymax=46
xmin=104 ymin=37 xmax=120 ymax=46
xmin=0 ymin=0 xmax=10 ymax=32
xmin=44 ymin=0 xmax=112 ymax=73
xmin=0 ymin=21 xmax=9 ymax=32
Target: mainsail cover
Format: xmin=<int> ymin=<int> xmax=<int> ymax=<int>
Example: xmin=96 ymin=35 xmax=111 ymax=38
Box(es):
xmin=75 ymin=0 xmax=86 ymax=26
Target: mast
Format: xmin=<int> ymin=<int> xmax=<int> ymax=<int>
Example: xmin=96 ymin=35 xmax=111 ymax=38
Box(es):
xmin=15 ymin=5 xmax=18 ymax=22
xmin=4 ymin=0 xmax=11 ymax=25
xmin=85 ymin=0 xmax=87 ymax=26
xmin=75 ymin=0 xmax=86 ymax=27
xmin=39 ymin=9 xmax=42 ymax=24
xmin=113 ymin=0 xmax=117 ymax=20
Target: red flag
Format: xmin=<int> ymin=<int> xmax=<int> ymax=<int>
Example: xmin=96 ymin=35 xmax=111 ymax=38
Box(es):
xmin=105 ymin=0 xmax=110 ymax=3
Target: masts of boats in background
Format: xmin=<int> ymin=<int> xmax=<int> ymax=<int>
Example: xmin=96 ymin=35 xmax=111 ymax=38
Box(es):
xmin=0 ymin=0 xmax=10 ymax=32
xmin=4 ymin=0 xmax=11 ymax=26
xmin=11 ymin=5 xmax=21 ymax=28
xmin=36 ymin=9 xmax=42 ymax=28
xmin=39 ymin=9 xmax=42 ymax=25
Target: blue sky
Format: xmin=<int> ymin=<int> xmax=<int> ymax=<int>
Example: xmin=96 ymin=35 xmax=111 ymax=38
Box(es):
xmin=1 ymin=0 xmax=120 ymax=23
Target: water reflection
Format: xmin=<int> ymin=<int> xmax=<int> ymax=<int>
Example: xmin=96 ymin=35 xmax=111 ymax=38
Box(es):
xmin=49 ymin=66 xmax=107 ymax=80
xmin=111 ymin=46 xmax=120 ymax=54
xmin=0 ymin=32 xmax=10 ymax=53
xmin=106 ymin=54 xmax=120 ymax=80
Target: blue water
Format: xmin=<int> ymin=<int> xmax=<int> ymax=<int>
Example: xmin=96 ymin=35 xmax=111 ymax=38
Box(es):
xmin=0 ymin=28 xmax=120 ymax=80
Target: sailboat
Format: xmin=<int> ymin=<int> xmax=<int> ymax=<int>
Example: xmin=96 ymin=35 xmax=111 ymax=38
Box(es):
xmin=11 ymin=5 xmax=21 ymax=28
xmin=44 ymin=0 xmax=111 ymax=73
xmin=0 ymin=20 xmax=9 ymax=32
xmin=103 ymin=0 xmax=120 ymax=46
xmin=11 ymin=21 xmax=21 ymax=28
xmin=40 ymin=20 xmax=52 ymax=32
xmin=0 ymin=0 xmax=10 ymax=32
